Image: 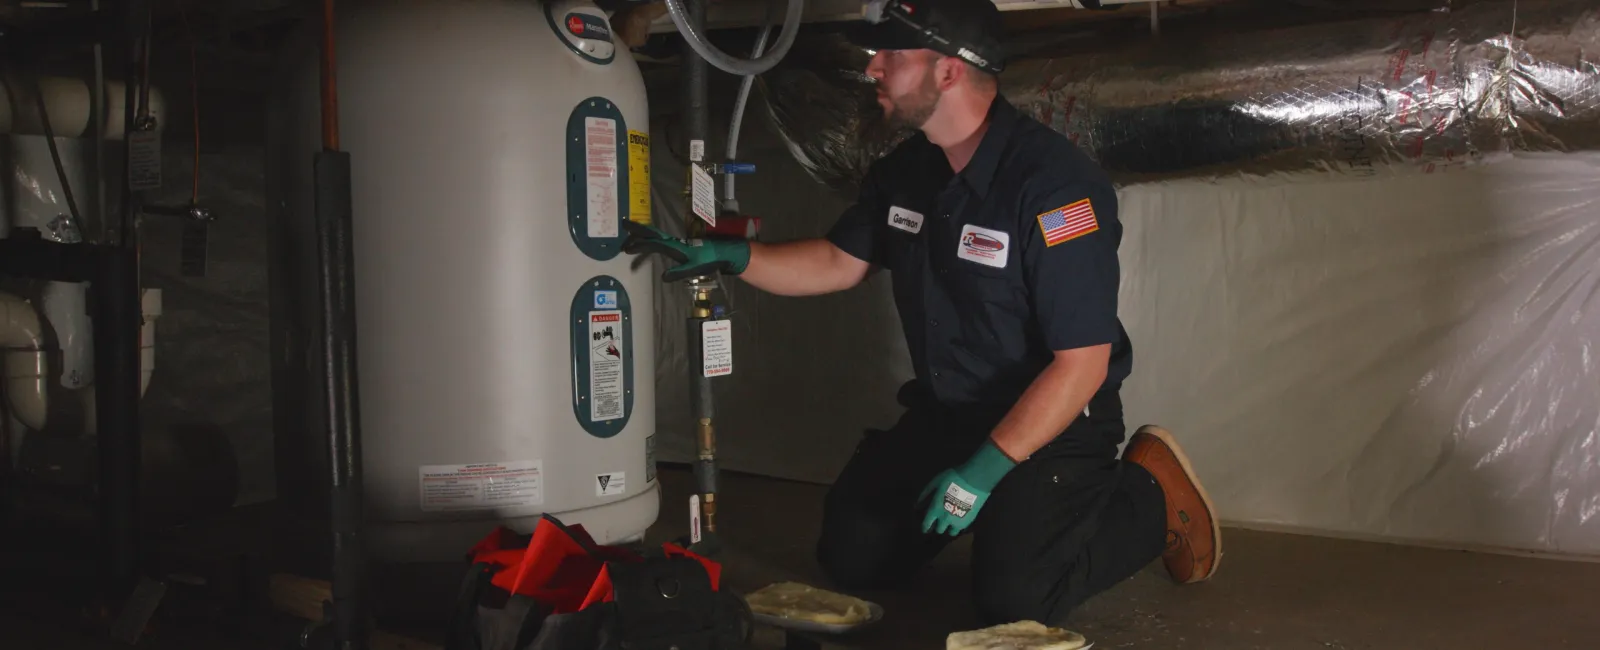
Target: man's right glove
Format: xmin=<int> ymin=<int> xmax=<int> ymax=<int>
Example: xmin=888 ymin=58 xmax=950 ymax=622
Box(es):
xmin=621 ymin=220 xmax=751 ymax=282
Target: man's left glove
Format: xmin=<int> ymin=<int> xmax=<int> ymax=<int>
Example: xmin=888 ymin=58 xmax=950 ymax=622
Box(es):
xmin=918 ymin=440 xmax=1017 ymax=536
xmin=622 ymin=221 xmax=750 ymax=282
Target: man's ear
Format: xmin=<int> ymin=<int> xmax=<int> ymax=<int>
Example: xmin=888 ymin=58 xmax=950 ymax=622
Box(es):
xmin=933 ymin=55 xmax=963 ymax=91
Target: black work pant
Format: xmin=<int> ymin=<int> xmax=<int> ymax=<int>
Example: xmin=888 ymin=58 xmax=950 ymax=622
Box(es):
xmin=815 ymin=385 xmax=1168 ymax=626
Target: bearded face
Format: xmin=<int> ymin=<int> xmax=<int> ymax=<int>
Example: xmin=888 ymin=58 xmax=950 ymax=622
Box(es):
xmin=868 ymin=50 xmax=944 ymax=130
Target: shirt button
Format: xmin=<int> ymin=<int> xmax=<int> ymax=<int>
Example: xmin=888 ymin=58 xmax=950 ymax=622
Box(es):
xmin=930 ymin=319 xmax=939 ymax=327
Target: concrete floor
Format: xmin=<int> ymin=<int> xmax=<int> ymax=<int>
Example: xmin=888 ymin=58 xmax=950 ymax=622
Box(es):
xmin=3 ymin=465 xmax=1599 ymax=649
xmin=648 ymin=467 xmax=1600 ymax=650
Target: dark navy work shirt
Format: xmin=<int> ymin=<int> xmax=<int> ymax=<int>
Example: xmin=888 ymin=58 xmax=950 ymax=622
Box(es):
xmin=826 ymin=96 xmax=1132 ymax=408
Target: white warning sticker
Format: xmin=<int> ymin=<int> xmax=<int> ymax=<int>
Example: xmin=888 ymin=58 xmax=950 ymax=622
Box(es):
xmin=690 ymin=164 xmax=716 ymax=227
xmin=702 ymin=319 xmax=732 ymax=377
xmin=596 ymin=472 xmax=626 ymax=497
xmin=585 ymin=117 xmax=619 ymax=239
xmin=128 ymin=129 xmax=162 ymax=191
xmin=589 ymin=310 xmax=625 ymax=422
xmin=419 ymin=460 xmax=542 ymax=512
xmin=690 ymin=139 xmax=705 ymax=162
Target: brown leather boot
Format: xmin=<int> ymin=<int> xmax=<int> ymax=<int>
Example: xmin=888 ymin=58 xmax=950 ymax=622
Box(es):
xmin=1122 ymin=425 xmax=1221 ymax=584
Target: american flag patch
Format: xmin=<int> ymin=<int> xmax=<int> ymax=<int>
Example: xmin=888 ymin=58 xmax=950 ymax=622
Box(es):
xmin=1038 ymin=199 xmax=1099 ymax=247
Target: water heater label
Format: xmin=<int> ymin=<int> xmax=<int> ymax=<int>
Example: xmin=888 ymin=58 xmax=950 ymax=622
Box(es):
xmin=589 ymin=310 xmax=625 ymax=421
xmin=596 ymin=472 xmax=626 ymax=497
xmin=418 ymin=460 xmax=543 ymax=512
xmin=585 ymin=117 xmax=620 ymax=239
xmin=702 ymin=319 xmax=733 ymax=377
xmin=627 ymin=130 xmax=651 ymax=225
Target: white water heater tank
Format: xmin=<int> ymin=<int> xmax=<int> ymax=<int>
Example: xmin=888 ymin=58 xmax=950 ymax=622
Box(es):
xmin=267 ymin=0 xmax=659 ymax=563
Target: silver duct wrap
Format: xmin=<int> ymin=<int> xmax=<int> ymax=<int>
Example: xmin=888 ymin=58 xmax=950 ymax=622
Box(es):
xmin=757 ymin=0 xmax=1600 ymax=190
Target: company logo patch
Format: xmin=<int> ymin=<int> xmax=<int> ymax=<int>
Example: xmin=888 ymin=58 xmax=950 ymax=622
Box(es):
xmin=594 ymin=290 xmax=618 ymax=309
xmin=957 ymin=224 xmax=1010 ymax=268
xmin=1038 ymin=198 xmax=1099 ymax=247
xmin=887 ymin=206 xmax=925 ymax=234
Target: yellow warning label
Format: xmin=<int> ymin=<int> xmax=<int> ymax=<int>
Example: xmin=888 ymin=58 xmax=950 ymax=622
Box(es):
xmin=627 ymin=130 xmax=651 ymax=225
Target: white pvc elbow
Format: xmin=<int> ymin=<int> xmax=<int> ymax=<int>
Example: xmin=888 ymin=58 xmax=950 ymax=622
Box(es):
xmin=0 ymin=291 xmax=48 ymax=432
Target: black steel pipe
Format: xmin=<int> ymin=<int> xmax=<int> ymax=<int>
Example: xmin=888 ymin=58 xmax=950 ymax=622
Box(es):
xmin=93 ymin=244 xmax=143 ymax=595
xmin=684 ymin=0 xmax=709 ymax=175
xmin=315 ymin=149 xmax=367 ymax=650
xmin=688 ymin=301 xmax=717 ymax=498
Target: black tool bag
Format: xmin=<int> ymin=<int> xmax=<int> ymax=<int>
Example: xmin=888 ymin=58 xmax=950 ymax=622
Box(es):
xmin=446 ymin=516 xmax=750 ymax=650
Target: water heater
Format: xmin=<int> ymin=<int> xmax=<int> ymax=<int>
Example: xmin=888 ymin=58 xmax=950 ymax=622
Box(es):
xmin=266 ymin=0 xmax=659 ymax=563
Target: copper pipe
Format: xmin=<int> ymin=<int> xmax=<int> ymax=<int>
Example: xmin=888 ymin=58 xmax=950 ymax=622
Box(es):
xmin=320 ymin=0 xmax=340 ymax=151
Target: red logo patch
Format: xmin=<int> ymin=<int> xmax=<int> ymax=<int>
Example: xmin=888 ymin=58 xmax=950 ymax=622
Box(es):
xmin=962 ymin=232 xmax=1004 ymax=253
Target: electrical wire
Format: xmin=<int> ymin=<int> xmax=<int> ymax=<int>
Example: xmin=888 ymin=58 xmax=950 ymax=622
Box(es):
xmin=29 ymin=73 xmax=85 ymax=235
xmin=178 ymin=0 xmax=200 ymax=204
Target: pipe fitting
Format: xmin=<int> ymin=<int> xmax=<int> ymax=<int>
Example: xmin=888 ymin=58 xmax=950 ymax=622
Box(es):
xmin=0 ymin=291 xmax=49 ymax=432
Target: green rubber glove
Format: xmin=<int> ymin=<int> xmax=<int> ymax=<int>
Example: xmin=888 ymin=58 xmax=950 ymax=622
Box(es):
xmin=621 ymin=221 xmax=750 ymax=282
xmin=918 ymin=440 xmax=1017 ymax=536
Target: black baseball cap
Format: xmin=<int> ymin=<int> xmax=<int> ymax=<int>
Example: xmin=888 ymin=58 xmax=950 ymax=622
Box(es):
xmin=846 ymin=0 xmax=1008 ymax=74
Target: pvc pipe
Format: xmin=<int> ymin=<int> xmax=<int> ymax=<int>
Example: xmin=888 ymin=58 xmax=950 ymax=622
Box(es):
xmin=43 ymin=282 xmax=93 ymax=389
xmin=0 ymin=75 xmax=165 ymax=139
xmin=0 ymin=291 xmax=48 ymax=432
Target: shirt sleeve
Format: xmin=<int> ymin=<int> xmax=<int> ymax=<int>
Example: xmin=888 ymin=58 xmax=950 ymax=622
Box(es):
xmin=1020 ymin=181 xmax=1122 ymax=351
xmin=824 ymin=165 xmax=889 ymax=266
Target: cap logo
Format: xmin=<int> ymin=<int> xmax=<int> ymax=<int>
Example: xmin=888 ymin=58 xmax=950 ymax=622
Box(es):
xmin=958 ymin=47 xmax=989 ymax=68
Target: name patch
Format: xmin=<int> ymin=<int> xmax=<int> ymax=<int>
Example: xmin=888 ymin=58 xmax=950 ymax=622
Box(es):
xmin=887 ymin=206 xmax=925 ymax=234
xmin=957 ymin=224 xmax=1010 ymax=268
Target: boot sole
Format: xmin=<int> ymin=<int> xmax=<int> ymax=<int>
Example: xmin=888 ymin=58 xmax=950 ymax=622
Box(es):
xmin=1137 ymin=424 xmax=1223 ymax=582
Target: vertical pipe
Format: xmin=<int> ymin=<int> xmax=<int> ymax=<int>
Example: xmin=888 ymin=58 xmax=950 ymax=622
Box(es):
xmin=92 ymin=0 xmax=106 ymax=241
xmin=321 ymin=0 xmax=341 ymax=151
xmin=316 ymin=150 xmax=365 ymax=650
xmin=688 ymin=287 xmax=718 ymax=534
xmin=93 ymin=244 xmax=141 ymax=595
xmin=684 ymin=0 xmax=709 ymax=220
xmin=682 ymin=0 xmax=718 ymax=543
xmin=317 ymin=2 xmax=367 ymax=648
xmin=118 ymin=0 xmax=146 ymax=249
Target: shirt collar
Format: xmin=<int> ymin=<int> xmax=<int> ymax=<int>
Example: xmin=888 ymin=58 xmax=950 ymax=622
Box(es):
xmin=958 ymin=95 xmax=1021 ymax=198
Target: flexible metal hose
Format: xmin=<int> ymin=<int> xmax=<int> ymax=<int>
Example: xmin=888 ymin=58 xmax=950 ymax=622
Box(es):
xmin=665 ymin=0 xmax=804 ymax=76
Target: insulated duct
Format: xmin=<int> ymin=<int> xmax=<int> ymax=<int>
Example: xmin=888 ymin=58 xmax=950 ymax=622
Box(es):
xmin=759 ymin=0 xmax=1600 ymax=190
